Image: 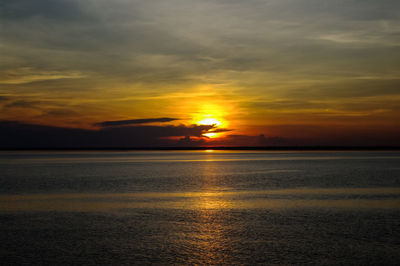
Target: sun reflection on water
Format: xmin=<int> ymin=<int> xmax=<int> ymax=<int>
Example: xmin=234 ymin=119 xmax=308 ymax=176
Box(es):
xmin=186 ymin=159 xmax=235 ymax=264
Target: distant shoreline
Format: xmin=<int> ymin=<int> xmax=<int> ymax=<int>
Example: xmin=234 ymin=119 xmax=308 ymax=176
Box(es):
xmin=1 ymin=146 xmax=400 ymax=151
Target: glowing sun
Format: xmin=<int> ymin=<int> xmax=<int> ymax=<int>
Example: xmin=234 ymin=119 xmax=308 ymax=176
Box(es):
xmin=197 ymin=117 xmax=223 ymax=138
xmin=197 ymin=118 xmax=222 ymax=126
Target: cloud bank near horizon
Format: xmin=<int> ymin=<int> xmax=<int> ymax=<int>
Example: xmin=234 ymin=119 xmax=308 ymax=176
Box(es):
xmin=0 ymin=121 xmax=217 ymax=148
xmin=1 ymin=121 xmax=399 ymax=148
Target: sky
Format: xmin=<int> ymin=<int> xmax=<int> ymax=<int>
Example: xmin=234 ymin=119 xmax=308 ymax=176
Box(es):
xmin=1 ymin=0 xmax=400 ymax=147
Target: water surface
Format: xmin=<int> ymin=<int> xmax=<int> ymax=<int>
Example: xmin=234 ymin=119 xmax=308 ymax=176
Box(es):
xmin=1 ymin=151 xmax=399 ymax=265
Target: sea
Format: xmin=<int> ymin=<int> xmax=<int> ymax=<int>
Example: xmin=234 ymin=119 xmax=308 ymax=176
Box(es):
xmin=1 ymin=150 xmax=399 ymax=265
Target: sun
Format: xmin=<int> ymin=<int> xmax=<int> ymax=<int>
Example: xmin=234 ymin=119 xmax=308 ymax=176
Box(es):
xmin=190 ymin=103 xmax=229 ymax=138
xmin=196 ymin=117 xmax=223 ymax=138
xmin=197 ymin=118 xmax=222 ymax=127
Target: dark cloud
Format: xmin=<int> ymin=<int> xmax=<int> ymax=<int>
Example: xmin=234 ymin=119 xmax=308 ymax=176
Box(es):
xmin=0 ymin=121 xmax=220 ymax=148
xmin=0 ymin=0 xmax=90 ymax=21
xmin=1 ymin=121 xmax=399 ymax=148
xmin=42 ymin=108 xmax=79 ymax=117
xmin=177 ymin=136 xmax=206 ymax=146
xmin=205 ymin=128 xmax=232 ymax=134
xmin=5 ymin=100 xmax=41 ymax=109
xmin=0 ymin=96 xmax=10 ymax=102
xmin=95 ymin=117 xmax=180 ymax=127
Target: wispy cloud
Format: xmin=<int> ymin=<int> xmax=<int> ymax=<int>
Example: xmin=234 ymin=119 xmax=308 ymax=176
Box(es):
xmin=95 ymin=117 xmax=179 ymax=127
xmin=0 ymin=68 xmax=86 ymax=84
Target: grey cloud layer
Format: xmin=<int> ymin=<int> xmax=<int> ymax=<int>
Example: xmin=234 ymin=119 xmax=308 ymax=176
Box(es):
xmin=1 ymin=0 xmax=400 ymax=119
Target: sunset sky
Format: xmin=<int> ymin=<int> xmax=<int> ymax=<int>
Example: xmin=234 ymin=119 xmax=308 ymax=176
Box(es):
xmin=1 ymin=0 xmax=400 ymax=147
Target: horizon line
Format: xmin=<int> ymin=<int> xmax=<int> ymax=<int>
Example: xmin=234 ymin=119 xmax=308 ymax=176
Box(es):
xmin=1 ymin=146 xmax=400 ymax=151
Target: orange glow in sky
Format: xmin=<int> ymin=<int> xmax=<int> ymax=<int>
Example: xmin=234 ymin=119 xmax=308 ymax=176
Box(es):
xmin=1 ymin=0 xmax=400 ymax=147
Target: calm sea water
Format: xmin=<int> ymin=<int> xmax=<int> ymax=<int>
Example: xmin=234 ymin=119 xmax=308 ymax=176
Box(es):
xmin=1 ymin=150 xmax=399 ymax=265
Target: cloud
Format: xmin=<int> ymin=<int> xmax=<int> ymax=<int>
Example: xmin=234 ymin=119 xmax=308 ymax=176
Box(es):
xmin=0 ymin=68 xmax=86 ymax=84
xmin=0 ymin=121 xmax=222 ymax=148
xmin=1 ymin=121 xmax=399 ymax=148
xmin=4 ymin=100 xmax=43 ymax=109
xmin=207 ymin=128 xmax=232 ymax=133
xmin=3 ymin=0 xmax=399 ymax=85
xmin=95 ymin=117 xmax=179 ymax=127
xmin=0 ymin=96 xmax=10 ymax=102
xmin=0 ymin=0 xmax=90 ymax=21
